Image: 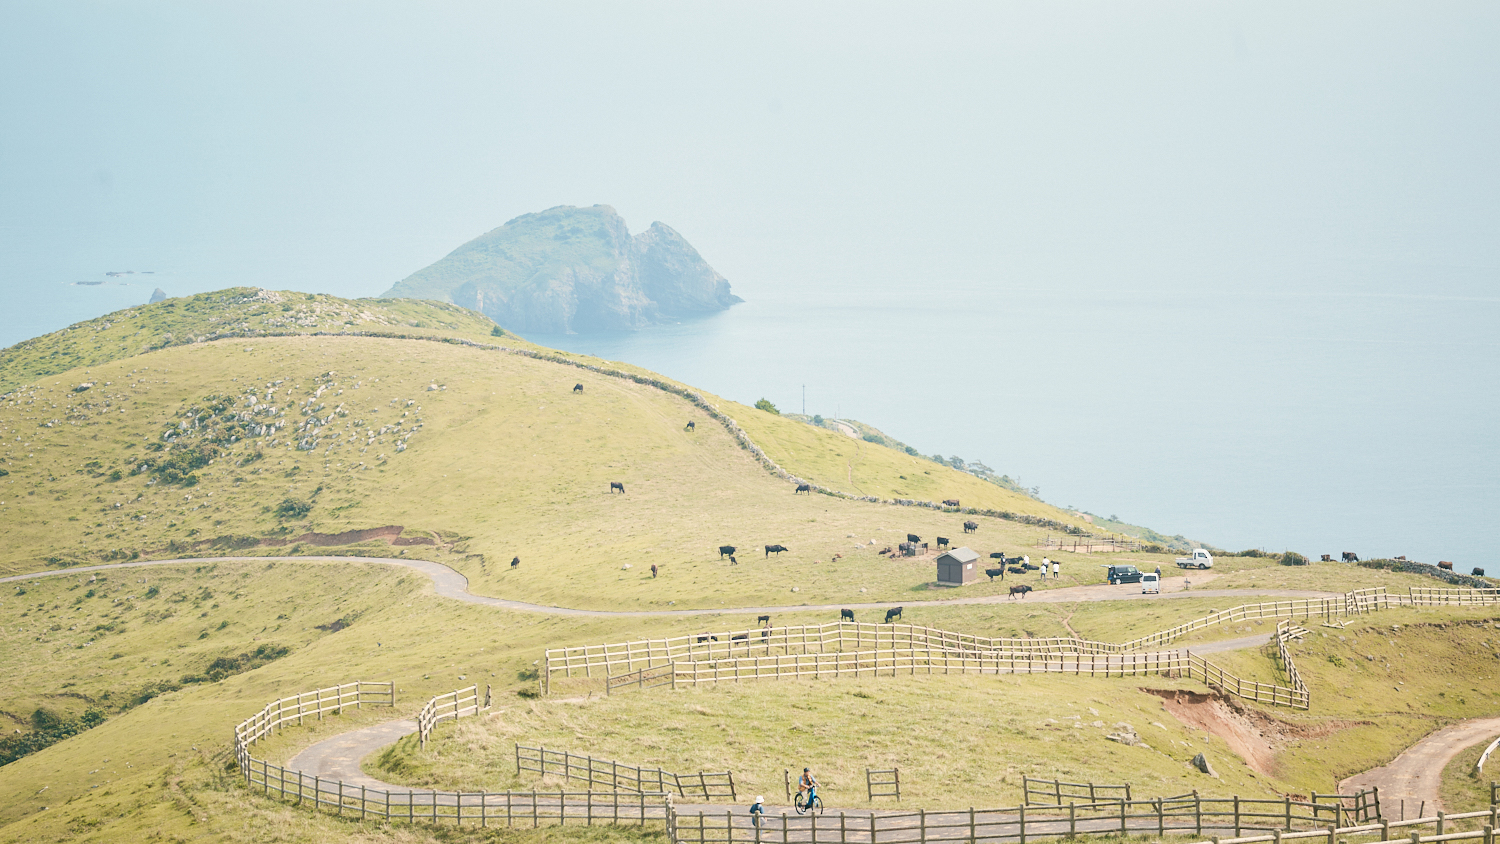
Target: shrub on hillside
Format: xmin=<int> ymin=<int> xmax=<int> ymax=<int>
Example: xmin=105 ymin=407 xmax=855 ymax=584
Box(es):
xmin=754 ymin=398 xmax=779 ymax=414
xmin=1281 ymin=551 xmax=1310 ymax=566
xmin=274 ymin=497 xmax=312 ymax=519
xmin=0 ymin=708 xmax=107 ymax=766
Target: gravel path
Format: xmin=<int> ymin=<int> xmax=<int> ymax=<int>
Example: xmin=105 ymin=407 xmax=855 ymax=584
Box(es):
xmin=0 ymin=555 xmax=1334 ymax=617
xmin=1339 ymin=716 xmax=1500 ymax=816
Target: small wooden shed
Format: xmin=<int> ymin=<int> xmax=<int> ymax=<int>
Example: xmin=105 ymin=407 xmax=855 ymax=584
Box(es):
xmin=935 ymin=547 xmax=980 ymax=586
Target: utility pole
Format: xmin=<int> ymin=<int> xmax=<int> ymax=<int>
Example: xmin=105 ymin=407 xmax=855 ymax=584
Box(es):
xmin=802 ymin=385 xmax=805 ymax=416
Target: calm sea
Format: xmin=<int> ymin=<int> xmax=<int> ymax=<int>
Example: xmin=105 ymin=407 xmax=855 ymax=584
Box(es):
xmin=530 ymin=280 xmax=1500 ymax=568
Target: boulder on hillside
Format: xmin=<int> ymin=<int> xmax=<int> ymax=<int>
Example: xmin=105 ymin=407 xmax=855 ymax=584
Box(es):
xmin=1191 ymin=752 xmax=1219 ymax=778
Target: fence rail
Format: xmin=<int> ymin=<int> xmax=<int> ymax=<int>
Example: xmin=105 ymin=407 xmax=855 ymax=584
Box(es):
xmin=867 ymin=769 xmax=900 ymax=802
xmin=417 ymin=684 xmax=491 ymax=748
xmin=1022 ymin=776 xmax=1130 ymax=805
xmin=516 ymin=744 xmax=735 ymax=801
xmin=667 ymin=789 xmax=1392 ymax=844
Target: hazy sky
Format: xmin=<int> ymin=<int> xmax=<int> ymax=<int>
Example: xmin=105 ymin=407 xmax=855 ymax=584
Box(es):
xmin=4 ymin=2 xmax=1496 ymax=304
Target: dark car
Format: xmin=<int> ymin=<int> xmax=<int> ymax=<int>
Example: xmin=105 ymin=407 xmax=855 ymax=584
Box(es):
xmin=1104 ymin=564 xmax=1144 ymax=584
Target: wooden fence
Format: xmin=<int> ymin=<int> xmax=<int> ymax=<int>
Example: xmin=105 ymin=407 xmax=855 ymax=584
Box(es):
xmin=666 ymin=790 xmax=1391 ymax=844
xmin=548 ymin=586 xmax=1483 ymax=688
xmin=417 ymin=684 xmax=491 ymax=748
xmin=516 ymin=744 xmax=736 ymax=800
xmin=1022 ymin=776 xmax=1130 ymax=805
xmin=234 ymin=682 xmax=669 ymax=828
xmin=867 ymin=769 xmax=900 ymax=802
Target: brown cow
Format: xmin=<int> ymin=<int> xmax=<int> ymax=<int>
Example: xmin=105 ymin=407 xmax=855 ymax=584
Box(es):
xmin=943 ymin=499 xmax=960 ymax=507
xmin=1009 ymin=584 xmax=1033 ymax=599
xmin=1439 ymin=561 xmax=1454 ymax=571
xmin=1320 ymin=554 xmax=1333 ymax=562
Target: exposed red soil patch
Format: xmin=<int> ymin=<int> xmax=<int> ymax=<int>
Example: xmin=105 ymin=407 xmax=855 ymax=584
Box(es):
xmin=1148 ymin=688 xmax=1366 ymax=778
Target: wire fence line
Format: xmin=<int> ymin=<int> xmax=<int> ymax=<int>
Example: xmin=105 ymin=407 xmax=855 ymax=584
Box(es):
xmin=515 ymin=743 xmax=736 ymax=800
xmin=665 ymin=789 xmax=1395 ymax=844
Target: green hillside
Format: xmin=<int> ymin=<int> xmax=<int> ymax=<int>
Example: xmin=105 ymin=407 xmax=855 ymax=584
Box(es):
xmin=1 ymin=288 xmax=1491 ymax=844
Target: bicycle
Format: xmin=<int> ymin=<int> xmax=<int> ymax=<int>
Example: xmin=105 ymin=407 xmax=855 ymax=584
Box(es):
xmin=794 ymin=789 xmax=824 ymax=815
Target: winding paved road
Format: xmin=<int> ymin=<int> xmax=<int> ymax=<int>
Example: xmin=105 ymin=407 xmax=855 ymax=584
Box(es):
xmin=1340 ymin=716 xmax=1500 ymax=816
xmin=0 ymin=554 xmax=1333 ymax=617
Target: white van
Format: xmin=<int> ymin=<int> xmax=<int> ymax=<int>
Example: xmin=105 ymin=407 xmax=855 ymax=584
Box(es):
xmin=1140 ymin=572 xmax=1160 ymax=594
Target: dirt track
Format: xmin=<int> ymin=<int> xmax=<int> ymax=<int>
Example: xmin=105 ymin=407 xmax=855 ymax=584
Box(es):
xmin=0 ymin=555 xmax=1332 ymax=617
xmin=1340 ymin=716 xmax=1500 ymax=815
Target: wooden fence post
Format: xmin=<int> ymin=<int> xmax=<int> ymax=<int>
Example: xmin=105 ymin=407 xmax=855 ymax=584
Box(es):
xmin=1195 ymin=791 xmax=1203 ymax=836
xmin=1019 ymin=804 xmax=1026 ymax=844
xmin=1235 ymin=795 xmax=1241 ymax=837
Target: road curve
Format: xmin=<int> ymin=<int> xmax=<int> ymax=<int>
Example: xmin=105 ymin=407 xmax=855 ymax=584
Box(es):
xmin=1340 ymin=716 xmax=1500 ymax=815
xmin=0 ymin=555 xmax=1335 ymax=617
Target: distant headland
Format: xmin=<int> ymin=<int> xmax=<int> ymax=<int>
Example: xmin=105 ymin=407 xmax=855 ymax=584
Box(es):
xmin=380 ymin=205 xmax=741 ymax=334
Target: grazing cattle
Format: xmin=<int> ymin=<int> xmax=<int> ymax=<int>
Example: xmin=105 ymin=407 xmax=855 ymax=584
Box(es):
xmin=989 ymin=552 xmax=1005 ymax=559
xmin=1007 ymin=566 xmax=1026 ymax=574
xmin=795 ymin=483 xmax=811 ymax=494
xmin=942 ymin=499 xmax=960 ymax=507
xmin=1320 ymin=554 xmax=1333 ymax=562
xmin=963 ymin=520 xmax=978 ymax=533
xmin=1473 ymin=568 xmax=1486 ymax=577
xmin=884 ymin=606 xmax=903 ymax=623
xmin=572 ymin=383 xmax=583 ymax=393
xmin=696 ymin=634 xmax=719 ymax=643
xmin=729 ymin=555 xmax=737 ymax=565
xmin=1394 ymin=555 xmax=1407 ymax=561
xmin=936 ymin=537 xmax=950 ymax=549
xmin=510 ymin=556 xmax=520 ymax=569
xmin=907 ymin=533 xmax=921 ymax=544
xmin=840 ymin=609 xmax=854 ymax=622
xmin=1439 ymin=561 xmax=1454 ymax=571
xmin=758 ymin=615 xmax=771 ymax=626
xmin=1009 ymin=584 xmax=1033 ymax=599
xmin=685 ymin=421 xmax=696 ymax=432
xmin=878 ymin=546 xmax=894 ymax=556
xmin=985 ymin=567 xmax=1005 ymax=581
xmin=650 ymin=564 xmax=658 ymax=578
xmin=765 ymin=544 xmax=788 ymax=557
xmin=731 ymin=632 xmax=748 ymax=642
xmin=1342 ymin=552 xmax=1359 ymax=562
xmin=610 ymin=481 xmax=626 ymax=494
xmin=719 ymin=545 xmax=736 ymax=558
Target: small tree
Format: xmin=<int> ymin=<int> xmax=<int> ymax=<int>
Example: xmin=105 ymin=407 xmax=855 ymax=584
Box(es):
xmin=811 ymin=414 xmax=824 ymax=425
xmin=490 ymin=325 xmax=505 ymax=337
xmin=755 ymin=398 xmax=779 ymax=415
xmin=1280 ymin=551 xmax=1310 ymax=566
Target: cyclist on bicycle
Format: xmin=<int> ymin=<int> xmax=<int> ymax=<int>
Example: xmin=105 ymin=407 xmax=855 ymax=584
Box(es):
xmin=798 ymin=767 xmax=819 ymax=807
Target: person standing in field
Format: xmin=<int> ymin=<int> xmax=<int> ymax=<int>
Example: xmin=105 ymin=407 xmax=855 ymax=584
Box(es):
xmin=1052 ymin=560 xmax=1060 ymax=580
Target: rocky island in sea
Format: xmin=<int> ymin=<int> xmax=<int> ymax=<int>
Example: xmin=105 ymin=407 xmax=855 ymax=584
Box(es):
xmin=381 ymin=204 xmax=740 ymax=333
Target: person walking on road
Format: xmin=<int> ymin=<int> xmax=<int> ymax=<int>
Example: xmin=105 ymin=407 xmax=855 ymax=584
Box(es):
xmin=751 ymin=796 xmax=765 ymax=828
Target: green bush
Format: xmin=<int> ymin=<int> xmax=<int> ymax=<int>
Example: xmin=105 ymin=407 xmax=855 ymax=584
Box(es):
xmin=490 ymin=325 xmax=505 ymax=337
xmin=1281 ymin=551 xmax=1310 ymax=566
xmin=754 ymin=398 xmax=779 ymax=414
xmin=274 ymin=497 xmax=312 ymax=519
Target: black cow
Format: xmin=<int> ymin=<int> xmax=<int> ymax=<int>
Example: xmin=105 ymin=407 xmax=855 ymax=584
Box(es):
xmin=936 ymin=537 xmax=950 ymax=549
xmin=963 ymin=520 xmax=978 ymax=533
xmin=985 ymin=567 xmax=1005 ymax=581
xmin=1439 ymin=561 xmax=1454 ymax=571
xmin=989 ymin=552 xmax=1005 ymax=559
xmin=907 ymin=533 xmax=921 ymax=544
xmin=650 ymin=563 xmax=658 ymax=578
xmin=884 ymin=606 xmax=903 ymax=623
xmin=1473 ymin=568 xmax=1486 ymax=577
xmin=840 ymin=608 xmax=854 ymax=622
xmin=510 ymin=556 xmax=520 ymax=569
xmin=758 ymin=615 xmax=771 ymax=627
xmin=728 ymin=555 xmax=737 ymax=565
xmin=765 ymin=544 xmax=788 ymax=557
xmin=795 ymin=484 xmax=811 ymax=494
xmin=1009 ymin=584 xmax=1033 ymax=599
xmin=610 ymin=481 xmax=626 ymax=494
xmin=718 ymin=545 xmax=736 ymax=559
xmin=942 ymin=499 xmax=960 ymax=507
xmin=685 ymin=420 xmax=696 ymax=432
xmin=731 ymin=632 xmax=748 ymax=642
xmin=572 ymin=383 xmax=584 ymax=393
xmin=1342 ymin=552 xmax=1359 ymax=562
xmin=696 ymin=634 xmax=719 ymax=643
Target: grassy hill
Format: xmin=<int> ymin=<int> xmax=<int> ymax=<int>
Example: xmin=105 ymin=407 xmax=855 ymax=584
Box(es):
xmin=2 ymin=288 xmax=1494 ymax=844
